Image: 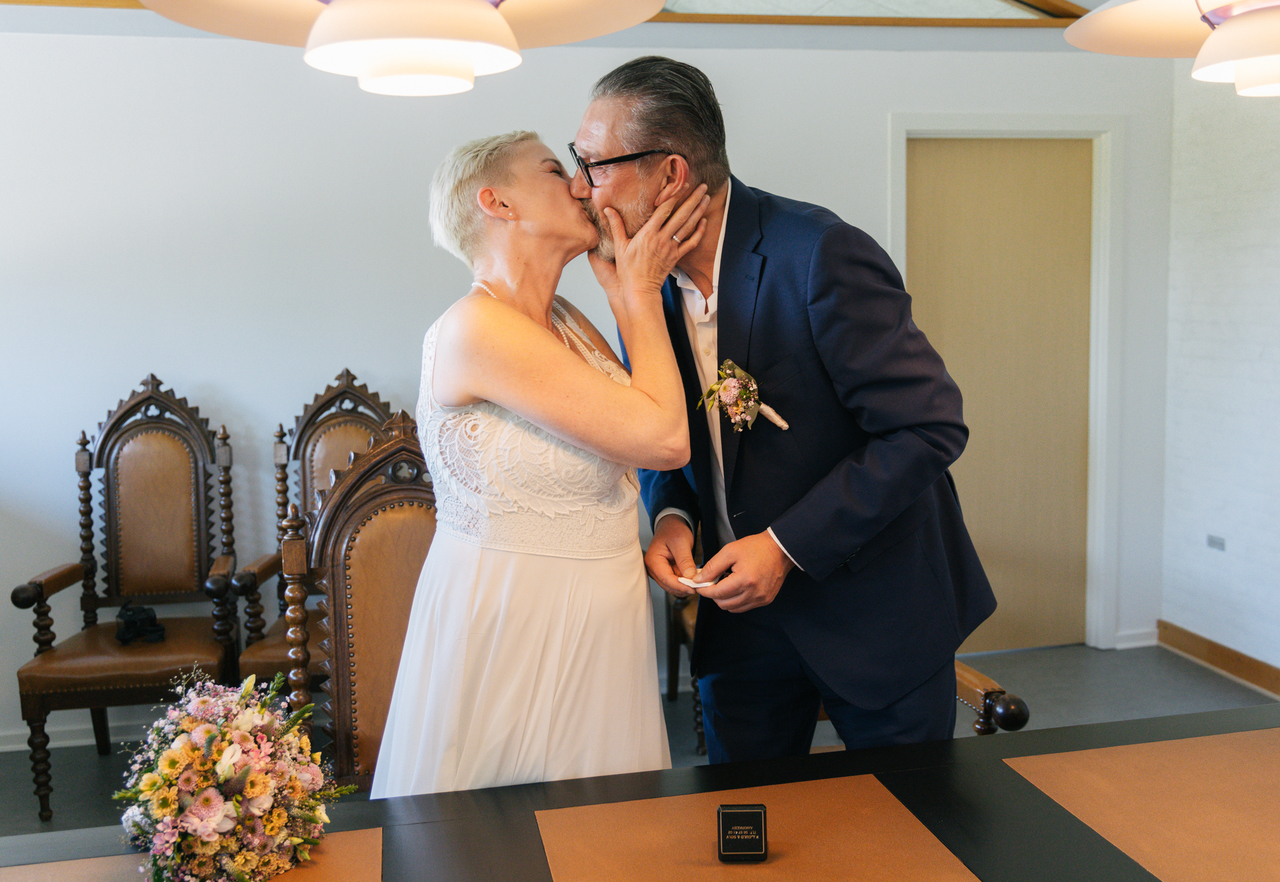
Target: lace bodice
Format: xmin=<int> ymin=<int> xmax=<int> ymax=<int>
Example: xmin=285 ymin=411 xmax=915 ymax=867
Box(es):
xmin=416 ymin=303 xmax=641 ymax=559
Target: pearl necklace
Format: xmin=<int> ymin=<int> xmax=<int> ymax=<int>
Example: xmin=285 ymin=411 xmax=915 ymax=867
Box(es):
xmin=472 ymin=280 xmax=570 ymax=350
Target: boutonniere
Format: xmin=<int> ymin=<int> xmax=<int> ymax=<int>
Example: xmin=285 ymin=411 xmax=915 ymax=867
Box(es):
xmin=698 ymin=359 xmax=789 ymax=432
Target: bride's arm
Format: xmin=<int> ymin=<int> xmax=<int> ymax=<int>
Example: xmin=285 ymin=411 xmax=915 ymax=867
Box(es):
xmin=433 ymin=187 xmax=708 ymax=471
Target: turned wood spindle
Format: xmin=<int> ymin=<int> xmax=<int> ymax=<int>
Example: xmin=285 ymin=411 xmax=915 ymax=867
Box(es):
xmin=273 ymin=423 xmax=290 ymax=541
xmin=215 ymin=426 xmax=235 ymax=559
xmin=76 ymin=432 xmax=97 ymax=627
xmin=280 ymin=505 xmax=311 ymax=714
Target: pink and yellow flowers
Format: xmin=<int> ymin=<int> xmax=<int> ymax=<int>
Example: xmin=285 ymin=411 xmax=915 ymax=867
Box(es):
xmin=116 ymin=673 xmax=353 ymax=882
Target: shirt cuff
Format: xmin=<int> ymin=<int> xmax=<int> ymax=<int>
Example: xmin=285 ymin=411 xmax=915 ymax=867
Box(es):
xmin=654 ymin=508 xmax=694 ymax=532
xmin=767 ymin=526 xmax=804 ymax=573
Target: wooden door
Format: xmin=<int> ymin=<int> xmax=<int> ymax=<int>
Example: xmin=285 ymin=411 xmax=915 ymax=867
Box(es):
xmin=906 ymin=137 xmax=1092 ymax=651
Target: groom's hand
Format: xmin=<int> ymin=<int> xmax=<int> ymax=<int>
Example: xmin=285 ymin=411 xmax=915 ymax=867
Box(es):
xmin=645 ymin=514 xmax=699 ymax=598
xmin=697 ymin=531 xmax=794 ymax=613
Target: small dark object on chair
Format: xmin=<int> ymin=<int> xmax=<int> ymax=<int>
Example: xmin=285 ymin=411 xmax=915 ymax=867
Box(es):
xmin=116 ymin=601 xmax=165 ymax=645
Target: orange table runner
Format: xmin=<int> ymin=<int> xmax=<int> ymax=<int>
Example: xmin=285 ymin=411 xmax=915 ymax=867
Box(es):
xmin=1006 ymin=727 xmax=1280 ymax=882
xmin=0 ymin=826 xmax=382 ymax=882
xmin=536 ymin=773 xmax=978 ymax=881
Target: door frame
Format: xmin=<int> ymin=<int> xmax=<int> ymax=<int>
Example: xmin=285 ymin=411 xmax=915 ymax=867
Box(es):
xmin=888 ymin=114 xmax=1131 ymax=650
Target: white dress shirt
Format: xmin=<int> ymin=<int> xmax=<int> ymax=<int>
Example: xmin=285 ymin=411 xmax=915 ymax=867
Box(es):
xmin=654 ymin=188 xmax=799 ymax=571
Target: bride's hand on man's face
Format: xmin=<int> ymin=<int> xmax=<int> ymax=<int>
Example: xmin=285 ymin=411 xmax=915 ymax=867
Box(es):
xmin=587 ymin=244 xmax=621 ymax=300
xmin=605 ymin=184 xmax=710 ymax=295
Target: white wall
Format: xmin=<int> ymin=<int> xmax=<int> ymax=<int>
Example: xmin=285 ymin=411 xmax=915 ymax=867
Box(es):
xmin=1164 ymin=61 xmax=1280 ymax=669
xmin=0 ymin=9 xmax=1174 ymax=750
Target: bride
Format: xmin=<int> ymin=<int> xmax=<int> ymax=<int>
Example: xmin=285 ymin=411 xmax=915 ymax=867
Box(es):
xmin=370 ymin=131 xmax=709 ymax=797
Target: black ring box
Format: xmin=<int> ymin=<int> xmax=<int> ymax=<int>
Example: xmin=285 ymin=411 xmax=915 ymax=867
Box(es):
xmin=718 ymin=804 xmax=767 ymax=862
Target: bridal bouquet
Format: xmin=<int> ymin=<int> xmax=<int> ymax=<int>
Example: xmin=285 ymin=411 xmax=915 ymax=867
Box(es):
xmin=115 ymin=672 xmax=353 ymax=882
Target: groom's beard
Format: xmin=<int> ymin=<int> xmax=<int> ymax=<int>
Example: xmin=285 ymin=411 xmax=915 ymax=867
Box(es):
xmin=583 ymin=192 xmax=654 ymax=263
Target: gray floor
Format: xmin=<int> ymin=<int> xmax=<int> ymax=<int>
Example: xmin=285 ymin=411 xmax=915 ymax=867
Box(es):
xmin=0 ymin=645 xmax=1273 ymax=840
xmin=664 ymin=644 xmax=1276 ymax=771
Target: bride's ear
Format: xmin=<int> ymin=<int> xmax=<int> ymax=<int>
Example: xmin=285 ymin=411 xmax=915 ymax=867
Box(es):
xmin=478 ymin=187 xmax=516 ymax=221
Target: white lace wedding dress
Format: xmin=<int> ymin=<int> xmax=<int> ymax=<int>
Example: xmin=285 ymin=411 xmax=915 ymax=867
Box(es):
xmin=370 ymin=303 xmax=671 ymax=797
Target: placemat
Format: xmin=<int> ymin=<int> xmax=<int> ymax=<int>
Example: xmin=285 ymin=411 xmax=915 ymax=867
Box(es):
xmin=0 ymin=826 xmax=382 ymax=882
xmin=535 ymin=773 xmax=979 ymax=881
xmin=1006 ymin=727 xmax=1280 ymax=882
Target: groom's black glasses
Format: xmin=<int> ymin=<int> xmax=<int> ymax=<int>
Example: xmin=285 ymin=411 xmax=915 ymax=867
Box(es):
xmin=568 ymin=143 xmax=666 ymax=188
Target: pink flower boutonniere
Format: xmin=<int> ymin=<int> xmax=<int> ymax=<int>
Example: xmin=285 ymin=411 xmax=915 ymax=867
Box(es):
xmin=698 ymin=359 xmax=789 ymax=432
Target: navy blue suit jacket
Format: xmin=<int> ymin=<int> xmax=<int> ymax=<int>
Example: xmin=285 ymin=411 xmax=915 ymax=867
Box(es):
xmin=640 ymin=178 xmax=995 ymax=710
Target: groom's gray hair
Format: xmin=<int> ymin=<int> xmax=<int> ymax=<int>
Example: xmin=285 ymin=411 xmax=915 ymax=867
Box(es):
xmin=591 ymin=56 xmax=730 ymax=193
xmin=430 ymin=130 xmax=539 ymax=269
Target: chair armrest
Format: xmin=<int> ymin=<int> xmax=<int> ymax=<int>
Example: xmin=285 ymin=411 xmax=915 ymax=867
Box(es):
xmin=12 ymin=563 xmax=85 ymax=657
xmin=232 ymin=552 xmax=282 ymax=597
xmin=955 ymin=660 xmax=1030 ymax=735
xmin=204 ymin=555 xmax=239 ymax=672
xmin=210 ymin=554 xmax=236 ymax=579
xmin=204 ymin=554 xmax=237 ymax=599
xmin=11 ymin=563 xmax=84 ymax=609
xmin=234 ymin=552 xmax=282 ymax=646
xmin=955 ymin=660 xmax=1001 ymax=707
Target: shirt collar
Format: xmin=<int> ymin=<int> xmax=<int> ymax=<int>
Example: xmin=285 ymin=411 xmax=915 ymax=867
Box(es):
xmin=672 ymin=183 xmax=731 ymax=323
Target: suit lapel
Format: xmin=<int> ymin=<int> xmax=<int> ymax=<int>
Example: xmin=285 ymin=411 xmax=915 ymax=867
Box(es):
xmin=717 ymin=179 xmax=764 ymax=498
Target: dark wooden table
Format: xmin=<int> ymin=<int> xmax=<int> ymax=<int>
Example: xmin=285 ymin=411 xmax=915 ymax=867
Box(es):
xmin=4 ymin=703 xmax=1278 ymax=880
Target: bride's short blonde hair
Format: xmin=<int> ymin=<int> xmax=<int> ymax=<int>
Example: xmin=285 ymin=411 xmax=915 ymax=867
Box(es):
xmin=429 ymin=130 xmax=540 ymax=269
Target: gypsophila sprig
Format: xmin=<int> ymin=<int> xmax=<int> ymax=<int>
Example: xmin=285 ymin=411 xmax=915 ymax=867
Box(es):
xmin=697 ymin=359 xmax=789 ymax=432
xmin=115 ymin=672 xmax=355 ymax=882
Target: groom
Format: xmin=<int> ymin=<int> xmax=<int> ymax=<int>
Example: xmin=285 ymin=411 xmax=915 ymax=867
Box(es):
xmin=570 ymin=56 xmax=996 ymax=763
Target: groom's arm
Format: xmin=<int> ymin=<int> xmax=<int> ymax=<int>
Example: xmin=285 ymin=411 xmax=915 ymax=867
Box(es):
xmin=767 ymin=223 xmax=968 ymax=582
xmin=638 ymin=465 xmax=700 ymax=534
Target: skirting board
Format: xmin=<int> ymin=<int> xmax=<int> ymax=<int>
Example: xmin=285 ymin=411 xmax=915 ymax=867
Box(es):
xmin=1158 ymin=620 xmax=1280 ymax=700
xmin=0 ymin=717 xmax=150 ymax=753
xmin=1112 ymin=627 xmax=1159 ymax=650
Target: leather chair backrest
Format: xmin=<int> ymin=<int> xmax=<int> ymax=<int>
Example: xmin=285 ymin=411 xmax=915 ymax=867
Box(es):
xmin=332 ymin=499 xmax=436 ymax=780
xmin=109 ymin=427 xmax=203 ymax=597
xmin=303 ymin=410 xmax=434 ymax=787
xmin=288 ymin=370 xmax=393 ymax=518
xmin=303 ymin=419 xmax=381 ymax=506
xmin=88 ymin=376 xmax=224 ymax=609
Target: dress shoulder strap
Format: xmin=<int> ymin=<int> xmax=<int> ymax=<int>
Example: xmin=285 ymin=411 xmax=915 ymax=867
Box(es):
xmin=551 ymin=302 xmax=613 ymax=372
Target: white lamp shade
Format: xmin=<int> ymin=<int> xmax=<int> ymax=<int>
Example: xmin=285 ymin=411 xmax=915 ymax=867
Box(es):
xmin=140 ymin=0 xmax=665 ymax=96
xmin=1064 ymin=0 xmax=1212 ymax=57
xmin=497 ymin=0 xmax=665 ymax=49
xmin=139 ymin=0 xmax=322 ymax=47
xmin=141 ymin=0 xmax=665 ymax=50
xmin=1192 ymin=5 xmax=1280 ymax=82
xmin=1235 ymin=53 xmax=1280 ymax=94
xmin=305 ymin=0 xmax=521 ymax=95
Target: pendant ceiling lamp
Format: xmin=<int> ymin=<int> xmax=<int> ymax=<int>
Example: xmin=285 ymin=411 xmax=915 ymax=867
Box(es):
xmin=1065 ymin=0 xmax=1280 ymax=96
xmin=138 ymin=0 xmax=664 ymax=96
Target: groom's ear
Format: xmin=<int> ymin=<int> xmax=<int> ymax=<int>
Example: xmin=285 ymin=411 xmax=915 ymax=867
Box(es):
xmin=653 ymin=154 xmax=691 ymax=207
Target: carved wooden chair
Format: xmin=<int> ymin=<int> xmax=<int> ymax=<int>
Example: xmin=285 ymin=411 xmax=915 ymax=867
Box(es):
xmin=280 ymin=412 xmax=436 ymax=789
xmin=666 ymin=594 xmax=1029 ymax=754
xmin=234 ymin=370 xmax=393 ymax=686
xmin=10 ymin=375 xmax=238 ymax=820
